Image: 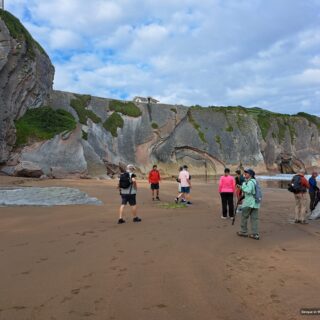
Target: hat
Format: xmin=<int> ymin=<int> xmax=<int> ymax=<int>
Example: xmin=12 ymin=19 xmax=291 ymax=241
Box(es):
xmin=244 ymin=168 xmax=255 ymax=177
xmin=127 ymin=164 xmax=136 ymax=170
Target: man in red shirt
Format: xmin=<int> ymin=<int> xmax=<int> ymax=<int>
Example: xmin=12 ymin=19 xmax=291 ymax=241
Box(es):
xmin=148 ymin=165 xmax=161 ymax=201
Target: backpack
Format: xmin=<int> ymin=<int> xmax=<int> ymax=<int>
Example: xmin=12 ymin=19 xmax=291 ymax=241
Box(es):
xmin=251 ymin=179 xmax=263 ymax=204
xmin=288 ymin=175 xmax=305 ymax=193
xmin=119 ymin=172 xmax=132 ymax=189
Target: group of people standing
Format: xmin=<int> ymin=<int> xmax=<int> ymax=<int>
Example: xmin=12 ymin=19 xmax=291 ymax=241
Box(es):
xmin=218 ymin=168 xmax=260 ymax=240
xmin=116 ymin=164 xmax=318 ymax=239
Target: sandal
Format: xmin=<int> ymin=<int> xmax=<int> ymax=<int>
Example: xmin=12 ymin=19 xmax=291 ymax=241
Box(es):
xmin=237 ymin=231 xmax=248 ymax=237
xmin=249 ymin=234 xmax=260 ymax=240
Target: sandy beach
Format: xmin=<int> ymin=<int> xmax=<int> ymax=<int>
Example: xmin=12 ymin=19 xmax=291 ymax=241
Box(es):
xmin=0 ymin=176 xmax=319 ymax=320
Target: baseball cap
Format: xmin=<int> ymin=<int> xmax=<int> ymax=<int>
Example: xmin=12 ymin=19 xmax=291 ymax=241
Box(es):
xmin=244 ymin=168 xmax=255 ymax=177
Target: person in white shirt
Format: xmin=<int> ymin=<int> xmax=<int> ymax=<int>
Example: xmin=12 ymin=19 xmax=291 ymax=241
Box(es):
xmin=175 ymin=165 xmax=192 ymax=205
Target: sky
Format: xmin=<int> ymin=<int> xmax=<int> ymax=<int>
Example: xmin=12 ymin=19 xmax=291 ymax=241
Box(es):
xmin=6 ymin=0 xmax=320 ymax=115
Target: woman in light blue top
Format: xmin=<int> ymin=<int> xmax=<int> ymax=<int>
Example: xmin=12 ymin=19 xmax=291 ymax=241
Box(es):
xmin=237 ymin=168 xmax=260 ymax=240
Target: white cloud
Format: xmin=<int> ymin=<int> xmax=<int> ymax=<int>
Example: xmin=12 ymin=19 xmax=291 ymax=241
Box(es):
xmin=5 ymin=0 xmax=320 ymax=115
xmin=49 ymin=29 xmax=83 ymax=50
xmin=293 ymin=69 xmax=320 ymax=85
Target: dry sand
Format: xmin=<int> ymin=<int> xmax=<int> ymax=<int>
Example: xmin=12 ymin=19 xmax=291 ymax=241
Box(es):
xmin=0 ymin=176 xmax=319 ymax=320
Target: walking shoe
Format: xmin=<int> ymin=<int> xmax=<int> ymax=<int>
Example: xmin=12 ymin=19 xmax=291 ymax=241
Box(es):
xmin=300 ymin=220 xmax=308 ymax=224
xmin=221 ymin=216 xmax=227 ymax=219
xmin=181 ymin=199 xmax=187 ymax=203
xmin=187 ymin=201 xmax=192 ymax=205
xmin=237 ymin=231 xmax=248 ymax=237
xmin=249 ymin=234 xmax=260 ymax=240
xmin=133 ymin=217 xmax=142 ymax=223
xmin=174 ymin=197 xmax=179 ymax=203
xmin=294 ymin=219 xmax=300 ymax=223
xmin=156 ymin=196 xmax=160 ymax=201
xmin=118 ymin=218 xmax=126 ymax=224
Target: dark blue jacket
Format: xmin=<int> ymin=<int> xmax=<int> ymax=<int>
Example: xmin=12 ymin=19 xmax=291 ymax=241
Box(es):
xmin=308 ymin=177 xmax=318 ymax=193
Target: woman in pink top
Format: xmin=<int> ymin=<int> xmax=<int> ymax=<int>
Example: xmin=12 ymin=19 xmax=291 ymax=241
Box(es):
xmin=218 ymin=168 xmax=236 ymax=219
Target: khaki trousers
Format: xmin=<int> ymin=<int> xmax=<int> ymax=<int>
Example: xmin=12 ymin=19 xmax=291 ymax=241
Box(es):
xmin=294 ymin=193 xmax=307 ymax=221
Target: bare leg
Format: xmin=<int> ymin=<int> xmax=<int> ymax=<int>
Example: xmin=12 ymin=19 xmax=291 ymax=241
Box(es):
xmin=119 ymin=205 xmax=125 ymax=219
xmin=131 ymin=205 xmax=137 ymax=217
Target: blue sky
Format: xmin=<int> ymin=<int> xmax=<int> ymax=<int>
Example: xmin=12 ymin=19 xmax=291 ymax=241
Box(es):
xmin=6 ymin=0 xmax=320 ymax=115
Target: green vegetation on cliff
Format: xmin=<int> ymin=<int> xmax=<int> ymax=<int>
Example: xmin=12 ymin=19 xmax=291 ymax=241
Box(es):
xmin=0 ymin=10 xmax=47 ymax=59
xmin=70 ymin=94 xmax=101 ymax=124
xmin=103 ymin=112 xmax=124 ymax=137
xmin=109 ymin=100 xmax=142 ymax=117
xmin=15 ymin=107 xmax=76 ymax=146
xmin=190 ymin=105 xmax=301 ymax=142
xmin=151 ymin=122 xmax=159 ymax=129
xmin=215 ymin=135 xmax=222 ymax=149
xmin=187 ymin=110 xmax=207 ymax=143
xmin=296 ymin=112 xmax=320 ymax=130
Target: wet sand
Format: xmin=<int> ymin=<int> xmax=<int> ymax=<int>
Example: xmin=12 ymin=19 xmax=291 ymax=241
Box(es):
xmin=0 ymin=177 xmax=319 ymax=320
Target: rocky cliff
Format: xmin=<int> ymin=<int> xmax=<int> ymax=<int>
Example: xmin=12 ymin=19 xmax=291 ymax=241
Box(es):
xmin=0 ymin=11 xmax=54 ymax=163
xmin=47 ymin=91 xmax=320 ymax=176
xmin=0 ymin=12 xmax=319 ymax=178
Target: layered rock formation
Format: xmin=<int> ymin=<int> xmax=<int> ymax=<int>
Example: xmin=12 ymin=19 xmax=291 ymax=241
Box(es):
xmin=0 ymin=11 xmax=54 ymax=163
xmin=0 ymin=11 xmax=319 ymax=177
xmin=48 ymin=91 xmax=320 ymax=175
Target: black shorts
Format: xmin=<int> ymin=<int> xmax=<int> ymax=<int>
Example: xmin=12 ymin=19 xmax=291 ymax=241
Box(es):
xmin=121 ymin=194 xmax=136 ymax=206
xmin=150 ymin=183 xmax=159 ymax=190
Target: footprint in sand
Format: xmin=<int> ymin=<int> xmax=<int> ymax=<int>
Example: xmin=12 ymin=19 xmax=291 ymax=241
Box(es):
xmin=270 ymin=293 xmax=281 ymax=303
xmin=60 ymin=296 xmax=72 ymax=304
xmin=71 ymin=288 xmax=81 ymax=295
xmin=36 ymin=257 xmax=48 ymax=264
xmin=21 ymin=270 xmax=32 ymax=275
xmin=279 ymin=279 xmax=286 ymax=287
xmin=94 ymin=298 xmax=104 ymax=305
xmin=65 ymin=249 xmax=76 ymax=254
xmin=13 ymin=242 xmax=29 ymax=247
xmin=110 ymin=266 xmax=119 ymax=271
xmin=13 ymin=306 xmax=27 ymax=310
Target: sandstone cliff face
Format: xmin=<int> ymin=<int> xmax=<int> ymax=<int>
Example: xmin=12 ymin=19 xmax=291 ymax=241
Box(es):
xmin=0 ymin=11 xmax=54 ymax=163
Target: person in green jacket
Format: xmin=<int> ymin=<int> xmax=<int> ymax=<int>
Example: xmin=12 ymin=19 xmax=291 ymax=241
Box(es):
xmin=237 ymin=168 xmax=260 ymax=240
